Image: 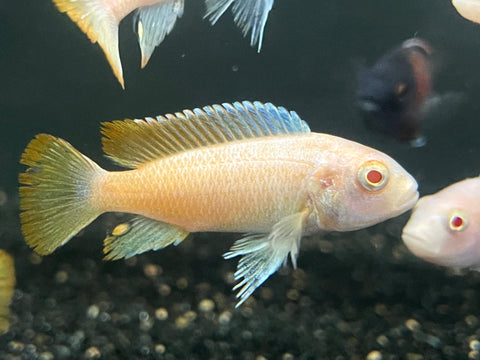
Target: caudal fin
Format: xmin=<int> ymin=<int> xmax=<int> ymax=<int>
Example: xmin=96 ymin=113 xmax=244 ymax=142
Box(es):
xmin=19 ymin=134 xmax=105 ymax=255
xmin=52 ymin=0 xmax=124 ymax=88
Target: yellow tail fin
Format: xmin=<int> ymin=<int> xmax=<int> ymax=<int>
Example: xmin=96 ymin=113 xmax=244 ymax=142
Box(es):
xmin=52 ymin=0 xmax=124 ymax=88
xmin=19 ymin=134 xmax=105 ymax=255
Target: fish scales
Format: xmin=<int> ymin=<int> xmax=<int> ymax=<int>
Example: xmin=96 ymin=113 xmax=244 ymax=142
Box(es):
xmin=96 ymin=135 xmax=324 ymax=232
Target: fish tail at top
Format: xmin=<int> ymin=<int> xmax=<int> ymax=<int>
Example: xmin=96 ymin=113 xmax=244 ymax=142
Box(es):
xmin=204 ymin=0 xmax=274 ymax=52
xmin=19 ymin=134 xmax=105 ymax=256
xmin=51 ymin=0 xmax=124 ymax=88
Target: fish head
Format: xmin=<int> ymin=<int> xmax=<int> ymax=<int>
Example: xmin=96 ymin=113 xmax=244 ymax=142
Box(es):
xmin=309 ymin=148 xmax=419 ymax=231
xmin=356 ymin=54 xmax=415 ymax=115
xmin=401 ymin=179 xmax=480 ymax=268
xmin=356 ymin=40 xmax=433 ymax=142
xmin=357 ymin=64 xmax=417 ymax=141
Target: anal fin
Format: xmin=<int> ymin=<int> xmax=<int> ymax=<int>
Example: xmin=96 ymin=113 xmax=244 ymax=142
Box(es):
xmin=224 ymin=210 xmax=309 ymax=307
xmin=103 ymin=215 xmax=189 ymax=260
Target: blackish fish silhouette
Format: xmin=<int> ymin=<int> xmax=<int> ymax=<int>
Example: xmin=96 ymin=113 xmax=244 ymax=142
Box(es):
xmin=356 ymin=38 xmax=434 ymax=146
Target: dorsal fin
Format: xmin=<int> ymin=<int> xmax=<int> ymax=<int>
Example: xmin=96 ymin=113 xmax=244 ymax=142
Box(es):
xmin=101 ymin=101 xmax=310 ymax=168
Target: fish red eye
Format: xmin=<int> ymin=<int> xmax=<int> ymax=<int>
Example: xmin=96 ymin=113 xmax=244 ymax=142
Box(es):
xmin=357 ymin=161 xmax=389 ymax=191
xmin=451 ymin=216 xmax=463 ymax=228
xmin=449 ymin=211 xmax=468 ymax=231
xmin=366 ymin=169 xmax=383 ymax=184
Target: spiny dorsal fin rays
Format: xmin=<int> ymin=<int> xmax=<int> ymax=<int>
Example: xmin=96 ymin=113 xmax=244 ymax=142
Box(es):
xmin=204 ymin=0 xmax=274 ymax=52
xmin=134 ymin=0 xmax=185 ymax=69
xmin=52 ymin=0 xmax=124 ymax=88
xmin=101 ymin=101 xmax=309 ymax=169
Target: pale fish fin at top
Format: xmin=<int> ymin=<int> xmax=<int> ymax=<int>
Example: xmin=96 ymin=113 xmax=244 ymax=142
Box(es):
xmin=0 ymin=250 xmax=15 ymax=335
xmin=101 ymin=100 xmax=310 ymax=169
xmin=103 ymin=215 xmax=189 ymax=260
xmin=224 ymin=209 xmax=310 ymax=307
xmin=134 ymin=0 xmax=185 ymax=69
xmin=204 ymin=0 xmax=274 ymax=52
xmin=52 ymin=0 xmax=125 ymax=88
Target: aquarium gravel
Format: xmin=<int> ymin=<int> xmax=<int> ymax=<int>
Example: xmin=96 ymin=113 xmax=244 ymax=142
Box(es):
xmin=1 ymin=211 xmax=480 ymax=359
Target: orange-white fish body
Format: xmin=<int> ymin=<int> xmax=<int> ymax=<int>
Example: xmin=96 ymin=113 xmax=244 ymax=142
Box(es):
xmin=52 ymin=0 xmax=273 ymax=88
xmin=402 ymin=177 xmax=480 ymax=269
xmin=19 ymin=101 xmax=418 ymax=306
xmin=96 ymin=136 xmax=318 ymax=233
xmin=452 ymin=0 xmax=480 ymax=24
xmin=96 ymin=133 xmax=417 ymax=234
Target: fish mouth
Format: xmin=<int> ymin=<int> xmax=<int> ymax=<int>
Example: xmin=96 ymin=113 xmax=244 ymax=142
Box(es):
xmin=357 ymin=99 xmax=380 ymax=112
xmin=401 ymin=230 xmax=443 ymax=257
xmin=402 ymin=190 xmax=420 ymax=211
xmin=393 ymin=186 xmax=419 ymax=216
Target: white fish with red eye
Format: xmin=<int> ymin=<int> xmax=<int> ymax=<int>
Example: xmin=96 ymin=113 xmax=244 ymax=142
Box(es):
xmin=402 ymin=177 xmax=480 ymax=269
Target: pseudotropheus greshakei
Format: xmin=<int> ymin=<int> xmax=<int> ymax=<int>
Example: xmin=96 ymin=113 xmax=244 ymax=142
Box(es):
xmin=19 ymin=101 xmax=418 ymax=306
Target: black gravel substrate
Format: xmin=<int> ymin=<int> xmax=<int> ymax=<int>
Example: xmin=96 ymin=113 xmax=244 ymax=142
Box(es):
xmin=1 ymin=203 xmax=480 ymax=360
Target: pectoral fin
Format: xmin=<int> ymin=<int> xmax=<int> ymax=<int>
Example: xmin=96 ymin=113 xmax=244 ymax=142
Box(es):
xmin=224 ymin=210 xmax=309 ymax=307
xmin=134 ymin=0 xmax=184 ymax=68
xmin=103 ymin=215 xmax=189 ymax=260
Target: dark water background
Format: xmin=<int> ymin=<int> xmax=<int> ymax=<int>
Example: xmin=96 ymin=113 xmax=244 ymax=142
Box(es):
xmin=1 ymin=1 xmax=480 ymax=359
xmin=1 ymin=0 xmax=479 ymax=196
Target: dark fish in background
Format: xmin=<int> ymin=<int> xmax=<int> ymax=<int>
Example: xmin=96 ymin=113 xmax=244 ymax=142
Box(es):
xmin=356 ymin=38 xmax=434 ymax=146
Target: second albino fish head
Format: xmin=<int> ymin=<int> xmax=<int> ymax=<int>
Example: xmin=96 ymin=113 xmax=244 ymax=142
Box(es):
xmin=307 ymin=144 xmax=419 ymax=232
xmin=402 ymin=178 xmax=480 ymax=269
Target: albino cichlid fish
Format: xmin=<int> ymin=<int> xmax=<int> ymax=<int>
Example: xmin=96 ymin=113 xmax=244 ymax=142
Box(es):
xmin=51 ymin=0 xmax=274 ymax=88
xmin=0 ymin=250 xmax=15 ymax=335
xmin=19 ymin=101 xmax=419 ymax=306
xmin=402 ymin=177 xmax=480 ymax=269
